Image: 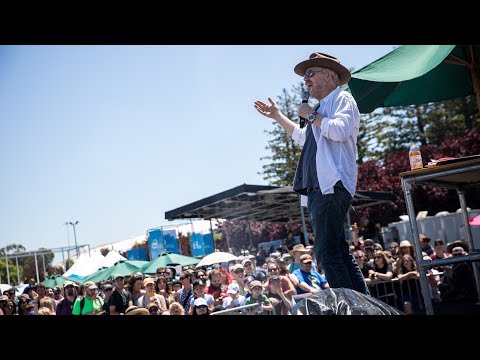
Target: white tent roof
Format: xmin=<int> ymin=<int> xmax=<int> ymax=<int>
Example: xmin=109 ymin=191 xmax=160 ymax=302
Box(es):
xmin=63 ymin=250 xmax=105 ymax=278
xmin=101 ymin=250 xmax=127 ymax=268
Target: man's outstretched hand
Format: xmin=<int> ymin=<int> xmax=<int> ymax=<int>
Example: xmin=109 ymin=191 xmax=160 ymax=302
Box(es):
xmin=254 ymin=98 xmax=280 ymax=119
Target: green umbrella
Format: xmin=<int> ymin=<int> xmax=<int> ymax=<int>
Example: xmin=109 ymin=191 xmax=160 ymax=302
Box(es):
xmin=42 ymin=275 xmax=73 ymax=288
xmin=348 ymin=45 xmax=480 ymax=113
xmin=81 ymin=260 xmax=145 ymax=284
xmin=140 ymin=251 xmax=200 ymax=274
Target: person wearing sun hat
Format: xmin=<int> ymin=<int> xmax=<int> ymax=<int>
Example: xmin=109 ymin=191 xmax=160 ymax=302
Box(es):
xmin=254 ymin=52 xmax=369 ymax=295
xmin=72 ymin=281 xmax=104 ymax=315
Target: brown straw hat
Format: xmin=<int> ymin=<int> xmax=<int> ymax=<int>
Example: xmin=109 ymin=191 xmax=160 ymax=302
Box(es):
xmin=294 ymin=52 xmax=351 ymax=85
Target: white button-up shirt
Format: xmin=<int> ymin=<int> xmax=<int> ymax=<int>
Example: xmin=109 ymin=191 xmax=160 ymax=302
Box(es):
xmin=292 ymin=87 xmax=360 ymax=206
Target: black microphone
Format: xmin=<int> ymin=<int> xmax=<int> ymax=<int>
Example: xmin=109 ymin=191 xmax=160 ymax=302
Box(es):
xmin=299 ymin=91 xmax=310 ymax=128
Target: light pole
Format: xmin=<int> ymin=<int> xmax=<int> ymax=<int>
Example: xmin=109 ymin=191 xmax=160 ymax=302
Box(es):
xmin=68 ymin=221 xmax=79 ymax=258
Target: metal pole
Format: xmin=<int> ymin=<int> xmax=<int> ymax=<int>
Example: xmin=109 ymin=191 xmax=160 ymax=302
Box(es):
xmin=65 ymin=222 xmax=71 ymax=270
xmin=5 ymin=251 xmax=10 ymax=285
xmin=70 ymin=221 xmax=80 ymax=258
xmin=210 ymin=219 xmax=216 ymax=251
xmin=42 ymin=254 xmax=46 ymax=281
xmin=34 ymin=252 xmax=40 ymax=284
xmin=175 ymin=225 xmax=182 ymax=255
xmin=16 ymin=257 xmax=20 ymax=285
xmin=299 ymin=198 xmax=309 ymax=246
xmin=402 ymin=179 xmax=435 ymax=315
xmin=458 ymin=189 xmax=480 ymax=305
xmin=225 ymin=222 xmax=231 ymax=252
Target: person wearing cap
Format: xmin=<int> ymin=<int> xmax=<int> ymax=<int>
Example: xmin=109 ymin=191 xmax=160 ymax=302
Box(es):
xmin=288 ymin=244 xmax=310 ymax=275
xmin=254 ymin=52 xmax=369 ymax=295
xmin=231 ymin=264 xmax=247 ymax=296
xmin=188 ymin=279 xmax=214 ymax=315
xmin=438 ymin=245 xmax=478 ymax=304
xmin=108 ymin=274 xmax=133 ymax=315
xmin=56 ymin=281 xmax=78 ymax=315
xmin=419 ymin=234 xmax=434 ymax=256
xmin=222 ymin=282 xmax=246 ymax=312
xmin=191 ymin=297 xmax=210 ymax=315
xmin=137 ymin=277 xmax=167 ymax=313
xmin=72 ymin=281 xmax=104 ymax=315
xmin=292 ymin=254 xmax=328 ymax=295
xmin=100 ymin=284 xmax=113 ymax=314
xmin=242 ymin=258 xmax=255 ymax=277
xmin=245 ymin=280 xmax=273 ymax=315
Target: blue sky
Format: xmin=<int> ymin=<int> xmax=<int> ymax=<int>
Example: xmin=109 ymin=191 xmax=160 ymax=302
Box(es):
xmin=0 ymin=45 xmax=396 ymax=256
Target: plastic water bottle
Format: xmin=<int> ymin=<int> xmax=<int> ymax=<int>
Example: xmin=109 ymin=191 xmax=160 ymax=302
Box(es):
xmin=409 ymin=144 xmax=423 ymax=171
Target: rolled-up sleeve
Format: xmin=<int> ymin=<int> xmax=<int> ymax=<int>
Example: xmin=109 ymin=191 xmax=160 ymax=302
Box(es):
xmin=292 ymin=125 xmax=306 ymax=146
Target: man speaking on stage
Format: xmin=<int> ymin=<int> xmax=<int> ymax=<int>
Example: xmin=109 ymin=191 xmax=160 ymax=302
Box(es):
xmin=254 ymin=52 xmax=369 ymax=295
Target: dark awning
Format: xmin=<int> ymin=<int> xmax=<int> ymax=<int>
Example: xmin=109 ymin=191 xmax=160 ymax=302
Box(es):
xmin=165 ymin=183 xmax=395 ymax=223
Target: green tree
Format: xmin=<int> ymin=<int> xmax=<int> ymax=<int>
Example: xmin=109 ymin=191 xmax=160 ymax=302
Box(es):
xmin=259 ymin=84 xmax=307 ymax=186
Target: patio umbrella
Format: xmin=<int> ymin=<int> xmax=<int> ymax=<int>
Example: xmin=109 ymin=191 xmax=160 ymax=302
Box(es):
xmin=140 ymin=251 xmax=200 ymax=274
xmin=195 ymin=251 xmax=239 ymax=268
xmin=42 ymin=275 xmax=73 ymax=288
xmin=81 ymin=260 xmax=144 ymax=284
xmin=348 ymin=45 xmax=480 ymax=113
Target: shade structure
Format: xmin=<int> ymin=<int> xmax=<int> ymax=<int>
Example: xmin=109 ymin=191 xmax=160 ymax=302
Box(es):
xmin=81 ymin=260 xmax=146 ymax=284
xmin=140 ymin=252 xmax=200 ymax=274
xmin=195 ymin=251 xmax=239 ymax=268
xmin=42 ymin=275 xmax=74 ymax=288
xmin=348 ymin=45 xmax=480 ymax=113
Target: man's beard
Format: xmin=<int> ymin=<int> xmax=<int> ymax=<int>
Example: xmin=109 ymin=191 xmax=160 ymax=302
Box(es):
xmin=67 ymin=289 xmax=74 ymax=297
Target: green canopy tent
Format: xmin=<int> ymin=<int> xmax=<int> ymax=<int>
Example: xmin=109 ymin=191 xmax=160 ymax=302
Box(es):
xmin=140 ymin=251 xmax=200 ymax=274
xmin=348 ymin=45 xmax=480 ymax=113
xmin=81 ymin=260 xmax=147 ymax=284
xmin=42 ymin=275 xmax=74 ymax=288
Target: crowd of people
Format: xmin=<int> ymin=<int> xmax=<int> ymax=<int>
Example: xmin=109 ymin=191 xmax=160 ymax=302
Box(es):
xmin=1 ymin=231 xmax=477 ymax=315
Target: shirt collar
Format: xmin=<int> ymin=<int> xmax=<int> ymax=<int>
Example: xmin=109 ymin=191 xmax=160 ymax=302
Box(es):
xmin=320 ymin=86 xmax=341 ymax=104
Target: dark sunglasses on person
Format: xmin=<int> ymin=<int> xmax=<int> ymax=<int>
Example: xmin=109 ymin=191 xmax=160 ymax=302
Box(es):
xmin=149 ymin=307 xmax=158 ymax=313
xmin=304 ymin=69 xmax=320 ymax=79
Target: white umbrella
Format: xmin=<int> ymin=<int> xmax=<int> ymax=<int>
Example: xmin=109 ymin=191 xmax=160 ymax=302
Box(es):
xmin=195 ymin=251 xmax=239 ymax=268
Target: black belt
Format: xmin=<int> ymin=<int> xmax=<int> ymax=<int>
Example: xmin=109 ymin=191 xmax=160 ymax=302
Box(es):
xmin=306 ymin=187 xmax=320 ymax=195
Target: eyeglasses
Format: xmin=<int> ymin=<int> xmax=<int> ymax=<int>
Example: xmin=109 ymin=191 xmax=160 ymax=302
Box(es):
xmin=304 ymin=69 xmax=320 ymax=79
xmin=354 ymin=256 xmax=363 ymax=259
xmin=267 ymin=268 xmax=278 ymax=272
xmin=374 ymin=256 xmax=383 ymax=259
xmin=452 ymin=253 xmax=463 ymax=256
xmin=65 ymin=285 xmax=74 ymax=289
xmin=149 ymin=307 xmax=159 ymax=313
xmin=234 ymin=269 xmax=244 ymax=274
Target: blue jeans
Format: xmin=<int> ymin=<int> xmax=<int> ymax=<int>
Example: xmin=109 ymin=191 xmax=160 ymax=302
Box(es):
xmin=308 ymin=182 xmax=370 ymax=295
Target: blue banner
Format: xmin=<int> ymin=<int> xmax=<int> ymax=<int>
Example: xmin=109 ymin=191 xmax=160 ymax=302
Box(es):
xmin=127 ymin=247 xmax=147 ymax=261
xmin=190 ymin=233 xmax=204 ymax=257
xmin=163 ymin=229 xmax=179 ymax=254
xmin=202 ymin=233 xmax=214 ymax=255
xmin=148 ymin=229 xmax=165 ymax=259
